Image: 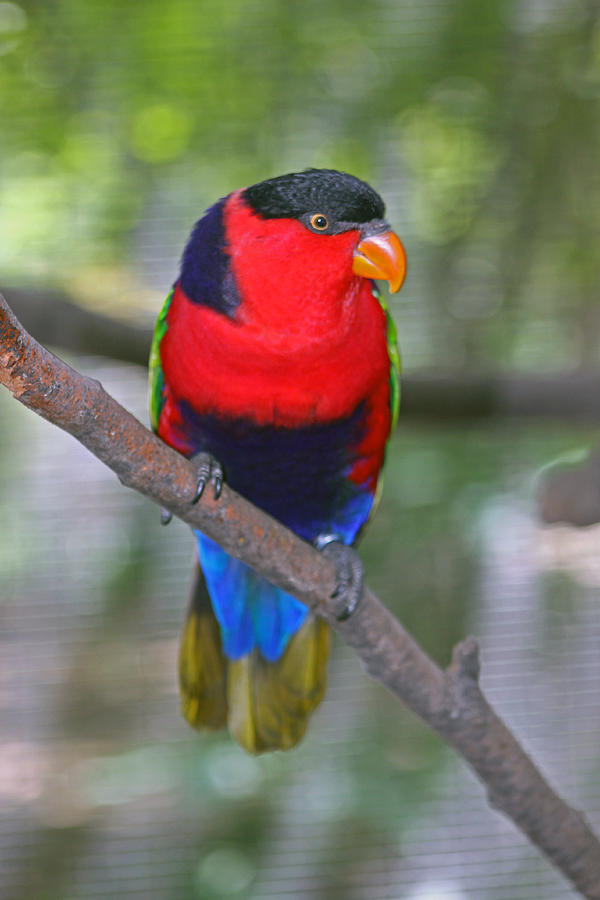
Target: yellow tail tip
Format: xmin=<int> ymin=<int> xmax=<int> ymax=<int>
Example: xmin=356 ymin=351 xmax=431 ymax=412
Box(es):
xmin=179 ymin=606 xmax=330 ymax=753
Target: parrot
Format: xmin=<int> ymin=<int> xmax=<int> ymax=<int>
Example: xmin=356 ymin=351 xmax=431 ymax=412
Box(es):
xmin=149 ymin=169 xmax=406 ymax=753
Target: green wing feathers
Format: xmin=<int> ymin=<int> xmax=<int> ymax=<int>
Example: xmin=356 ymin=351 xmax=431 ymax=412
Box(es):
xmin=372 ymin=285 xmax=401 ymax=430
xmin=361 ymin=286 xmax=401 ymax=524
xmin=179 ymin=563 xmax=330 ymax=754
xmin=148 ymin=285 xmax=173 ymax=432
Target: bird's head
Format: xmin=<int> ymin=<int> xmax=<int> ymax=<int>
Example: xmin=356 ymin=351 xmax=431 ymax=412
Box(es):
xmin=179 ymin=169 xmax=406 ymax=338
xmin=241 ymin=169 xmax=406 ymax=293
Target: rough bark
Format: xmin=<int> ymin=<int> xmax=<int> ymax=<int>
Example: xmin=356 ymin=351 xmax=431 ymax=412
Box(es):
xmin=1 ymin=292 xmax=599 ymax=898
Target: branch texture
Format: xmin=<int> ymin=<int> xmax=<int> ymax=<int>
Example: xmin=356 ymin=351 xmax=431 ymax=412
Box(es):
xmin=1 ymin=292 xmax=599 ymax=898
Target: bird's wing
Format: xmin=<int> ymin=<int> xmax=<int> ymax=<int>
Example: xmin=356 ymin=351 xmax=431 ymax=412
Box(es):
xmin=354 ymin=284 xmax=401 ymax=535
xmin=148 ymin=285 xmax=174 ymax=432
xmin=372 ymin=283 xmax=401 ymax=431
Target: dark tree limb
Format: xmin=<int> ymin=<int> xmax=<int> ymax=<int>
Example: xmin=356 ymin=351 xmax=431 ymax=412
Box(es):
xmin=5 ymin=284 xmax=152 ymax=366
xmin=403 ymin=369 xmax=600 ymax=421
xmin=6 ymin=284 xmax=600 ymax=420
xmin=1 ymin=291 xmax=599 ymax=898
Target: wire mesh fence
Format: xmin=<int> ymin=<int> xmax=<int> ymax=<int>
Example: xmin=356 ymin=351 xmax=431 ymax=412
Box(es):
xmin=1 ymin=361 xmax=598 ymax=899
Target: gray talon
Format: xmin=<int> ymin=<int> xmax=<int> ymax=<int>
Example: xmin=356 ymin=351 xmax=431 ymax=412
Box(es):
xmin=160 ymin=507 xmax=173 ymax=526
xmin=315 ymin=535 xmax=364 ymax=620
xmin=192 ymin=477 xmax=207 ymax=503
xmin=214 ymin=472 xmax=223 ymax=500
xmin=190 ymin=452 xmax=224 ymax=503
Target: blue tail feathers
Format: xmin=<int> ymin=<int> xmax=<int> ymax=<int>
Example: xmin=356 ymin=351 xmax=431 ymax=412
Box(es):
xmin=195 ymin=532 xmax=309 ymax=663
xmin=194 ymin=486 xmax=374 ymax=664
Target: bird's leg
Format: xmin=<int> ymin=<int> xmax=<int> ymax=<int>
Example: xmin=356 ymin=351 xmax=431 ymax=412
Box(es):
xmin=190 ymin=451 xmax=224 ymax=503
xmin=314 ymin=534 xmax=364 ymax=621
xmin=159 ymin=452 xmax=224 ymax=525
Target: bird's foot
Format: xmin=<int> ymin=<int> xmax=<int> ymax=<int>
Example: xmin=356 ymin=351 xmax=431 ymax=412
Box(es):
xmin=314 ymin=534 xmax=364 ymax=621
xmin=190 ymin=452 xmax=224 ymax=503
xmin=158 ymin=453 xmax=223 ymax=525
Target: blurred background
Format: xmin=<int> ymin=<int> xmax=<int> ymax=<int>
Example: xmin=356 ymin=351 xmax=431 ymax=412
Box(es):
xmin=1 ymin=0 xmax=600 ymax=897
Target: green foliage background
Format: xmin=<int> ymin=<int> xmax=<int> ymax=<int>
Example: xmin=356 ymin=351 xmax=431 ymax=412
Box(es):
xmin=2 ymin=0 xmax=599 ymax=370
xmin=1 ymin=2 xmax=600 ymax=898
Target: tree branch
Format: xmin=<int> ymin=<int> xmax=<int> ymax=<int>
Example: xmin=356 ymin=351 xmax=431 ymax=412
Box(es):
xmin=1 ymin=292 xmax=599 ymax=898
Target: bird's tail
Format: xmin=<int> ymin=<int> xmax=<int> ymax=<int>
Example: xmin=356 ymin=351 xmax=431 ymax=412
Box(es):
xmin=178 ymin=561 xmax=330 ymax=753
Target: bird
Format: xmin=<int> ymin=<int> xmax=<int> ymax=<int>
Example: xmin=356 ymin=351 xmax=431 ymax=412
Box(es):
xmin=149 ymin=168 xmax=406 ymax=753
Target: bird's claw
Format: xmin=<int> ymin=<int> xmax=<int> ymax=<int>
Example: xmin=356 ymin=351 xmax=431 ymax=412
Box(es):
xmin=190 ymin=452 xmax=224 ymax=503
xmin=314 ymin=534 xmax=364 ymax=621
xmin=160 ymin=507 xmax=173 ymax=526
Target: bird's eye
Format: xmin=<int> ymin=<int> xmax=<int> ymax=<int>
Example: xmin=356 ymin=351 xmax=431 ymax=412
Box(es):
xmin=310 ymin=214 xmax=329 ymax=231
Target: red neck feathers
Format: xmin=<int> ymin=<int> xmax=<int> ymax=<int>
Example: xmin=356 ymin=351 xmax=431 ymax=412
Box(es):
xmin=225 ymin=191 xmax=360 ymax=345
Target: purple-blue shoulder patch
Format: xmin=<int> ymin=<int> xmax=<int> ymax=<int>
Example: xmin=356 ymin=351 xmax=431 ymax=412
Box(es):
xmin=179 ymin=198 xmax=240 ymax=317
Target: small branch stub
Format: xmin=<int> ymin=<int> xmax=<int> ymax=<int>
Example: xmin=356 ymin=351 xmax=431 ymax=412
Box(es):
xmin=450 ymin=635 xmax=481 ymax=683
xmin=443 ymin=636 xmax=482 ymax=725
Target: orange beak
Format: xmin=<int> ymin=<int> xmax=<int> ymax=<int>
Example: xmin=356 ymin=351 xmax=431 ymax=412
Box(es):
xmin=352 ymin=229 xmax=406 ymax=293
